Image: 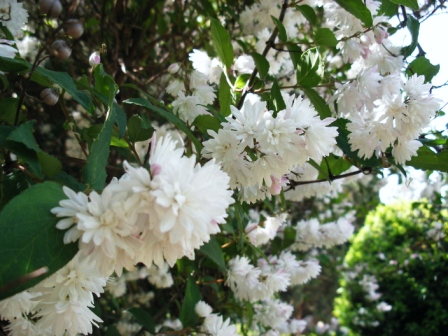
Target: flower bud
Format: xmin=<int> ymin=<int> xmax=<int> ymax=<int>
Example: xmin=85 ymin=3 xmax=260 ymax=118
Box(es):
xmin=65 ymin=19 xmax=84 ymax=39
xmin=89 ymin=51 xmax=101 ymax=66
xmin=40 ymin=88 xmax=59 ymax=106
xmin=39 ymin=0 xmax=63 ymax=18
xmin=51 ymin=40 xmax=71 ymax=60
xmin=168 ymin=63 xmax=180 ymax=74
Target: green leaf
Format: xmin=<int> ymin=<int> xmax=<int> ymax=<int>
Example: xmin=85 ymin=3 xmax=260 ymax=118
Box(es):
xmin=271 ymin=16 xmax=287 ymax=42
xmin=286 ymin=43 xmax=302 ymax=68
xmin=250 ymin=52 xmax=270 ymax=79
xmin=127 ymin=115 xmax=153 ymax=143
xmin=296 ymin=48 xmax=324 ymax=87
xmin=0 ymin=171 xmax=29 ymax=211
xmin=200 ymin=236 xmax=226 ymax=271
xmin=407 ymin=57 xmax=439 ymax=83
xmin=0 ymin=182 xmax=78 ymax=300
xmin=0 ymin=98 xmax=23 ymax=125
xmin=389 ymin=0 xmax=419 ymax=10
xmin=127 ymin=307 xmax=156 ymax=334
xmin=334 ymin=0 xmax=373 ymax=27
xmin=112 ymin=103 xmax=127 ymax=138
xmin=271 ymin=80 xmax=286 ymax=114
xmin=379 ymin=0 xmax=399 ymax=17
xmin=193 ymin=115 xmax=221 ymax=133
xmin=0 ymin=56 xmax=30 ymax=73
xmin=302 ymin=87 xmax=331 ymax=119
xmin=110 ymin=136 xmax=128 ymax=148
xmin=210 ymin=18 xmax=234 ymax=69
xmin=235 ymin=74 xmax=251 ymax=90
xmin=35 ymin=67 xmax=94 ymax=114
xmin=83 ymin=109 xmax=116 ymax=191
xmin=124 ymin=98 xmax=203 ymax=154
xmin=406 ymin=146 xmax=448 ymax=172
xmin=179 ymin=276 xmax=201 ymax=327
xmin=7 ymin=120 xmax=40 ymax=152
xmin=308 ymin=158 xmax=329 ymax=180
xmin=218 ymin=72 xmax=232 ymax=117
xmin=401 ymin=16 xmax=420 ymax=58
xmin=317 ymin=154 xmax=353 ymax=179
xmin=37 ymin=152 xmax=62 ymax=177
xmin=93 ymin=64 xmax=118 ymax=107
xmin=315 ymin=28 xmax=338 ymax=47
xmin=296 ymin=5 xmax=317 ymax=25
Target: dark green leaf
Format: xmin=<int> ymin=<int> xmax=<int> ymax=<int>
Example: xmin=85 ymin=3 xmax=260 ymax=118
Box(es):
xmin=406 ymin=146 xmax=448 ymax=172
xmin=127 ymin=307 xmax=156 ymax=334
xmin=179 ymin=276 xmax=201 ymax=327
xmin=308 ymin=158 xmax=329 ymax=180
xmin=271 ymin=80 xmax=286 ymax=114
xmin=302 ymin=87 xmax=331 ymax=119
xmin=296 ymin=5 xmax=317 ymax=25
xmin=334 ymin=0 xmax=373 ymax=27
xmin=218 ymin=72 xmax=232 ymax=117
xmin=83 ymin=109 xmax=116 ymax=191
xmin=210 ymin=18 xmax=234 ymax=69
xmin=0 ymin=98 xmax=22 ymax=124
xmin=50 ymin=171 xmax=86 ymax=192
xmin=286 ymin=43 xmax=302 ymax=68
xmin=0 ymin=56 xmax=30 ymax=73
xmin=127 ymin=115 xmax=154 ymax=143
xmin=271 ymin=16 xmax=287 ymax=42
xmin=407 ymin=57 xmax=439 ymax=82
xmin=37 ymin=152 xmax=62 ymax=177
xmin=0 ymin=182 xmax=78 ymax=300
xmin=315 ymin=28 xmax=338 ymax=47
xmin=112 ymin=103 xmax=127 ymax=138
xmin=389 ymin=0 xmax=419 ymax=10
xmin=250 ymin=52 xmax=270 ymax=79
xmin=0 ymin=172 xmax=29 ymax=211
xmin=110 ymin=136 xmax=128 ymax=148
xmin=104 ymin=326 xmax=121 ymax=336
xmin=296 ymin=48 xmax=324 ymax=87
xmin=7 ymin=120 xmax=40 ymax=152
xmin=35 ymin=67 xmax=94 ymax=114
xmin=124 ymin=98 xmax=203 ymax=154
xmin=193 ymin=115 xmax=222 ymax=133
xmin=401 ymin=16 xmax=420 ymax=58
xmin=200 ymin=236 xmax=226 ymax=271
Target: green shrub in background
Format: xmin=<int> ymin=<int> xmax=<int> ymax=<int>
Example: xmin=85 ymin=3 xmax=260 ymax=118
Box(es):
xmin=334 ymin=201 xmax=448 ymax=336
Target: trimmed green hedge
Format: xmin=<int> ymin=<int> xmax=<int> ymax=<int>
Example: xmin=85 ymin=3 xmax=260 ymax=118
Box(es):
xmin=334 ymin=201 xmax=448 ymax=336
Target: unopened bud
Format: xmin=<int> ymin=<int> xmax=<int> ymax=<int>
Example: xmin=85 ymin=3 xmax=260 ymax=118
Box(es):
xmin=39 ymin=0 xmax=63 ymax=18
xmin=168 ymin=63 xmax=180 ymax=74
xmin=89 ymin=51 xmax=101 ymax=66
xmin=51 ymin=40 xmax=71 ymax=60
xmin=40 ymin=88 xmax=59 ymax=106
xmin=65 ymin=19 xmax=84 ymax=39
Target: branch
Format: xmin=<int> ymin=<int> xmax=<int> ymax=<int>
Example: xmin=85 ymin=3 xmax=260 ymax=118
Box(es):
xmin=236 ymin=0 xmax=289 ymax=109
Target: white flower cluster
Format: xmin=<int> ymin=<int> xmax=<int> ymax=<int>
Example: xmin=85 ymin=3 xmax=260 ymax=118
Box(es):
xmin=0 ymin=254 xmax=107 ymax=336
xmin=202 ymin=95 xmax=338 ymax=202
xmin=195 ymin=301 xmax=238 ymax=336
xmin=245 ymin=210 xmax=287 ymax=247
xmin=52 ymin=134 xmax=234 ymax=277
xmin=253 ymin=299 xmax=307 ymax=335
xmin=325 ymin=1 xmax=441 ymax=164
xmin=226 ymin=252 xmax=321 ymax=302
xmin=166 ymin=50 xmax=222 ymax=124
xmin=291 ymin=213 xmax=355 ymax=251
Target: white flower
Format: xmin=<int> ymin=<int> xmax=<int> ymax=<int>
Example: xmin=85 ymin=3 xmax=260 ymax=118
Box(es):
xmin=0 ymin=0 xmax=28 ymax=38
xmin=233 ymin=54 xmax=255 ymax=74
xmin=200 ymin=313 xmax=238 ymax=336
xmin=254 ymin=299 xmax=293 ymax=329
xmin=0 ymin=39 xmax=17 ymax=58
xmin=392 ymin=139 xmax=422 ymax=164
xmin=172 ymin=92 xmax=209 ymax=124
xmin=376 ymin=301 xmax=392 ymax=312
xmin=195 ymin=301 xmax=213 ymax=317
xmin=166 ymin=79 xmax=186 ymax=97
xmin=246 ymin=213 xmax=287 ymax=246
xmin=0 ymin=290 xmax=39 ymax=321
xmin=147 ymin=263 xmax=174 ymax=288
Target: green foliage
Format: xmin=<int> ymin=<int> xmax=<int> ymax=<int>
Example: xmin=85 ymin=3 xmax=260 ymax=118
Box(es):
xmin=271 ymin=16 xmax=288 ymax=42
xmin=210 ymin=18 xmax=234 ymax=69
xmin=334 ymin=0 xmax=373 ymax=27
xmin=407 ymin=57 xmax=440 ymax=82
xmin=315 ymin=28 xmax=338 ymax=47
xmin=0 ymin=182 xmax=78 ymax=300
xmin=401 ymin=16 xmax=420 ymax=58
xmin=296 ymin=48 xmax=324 ymax=87
xmin=389 ymin=0 xmax=419 ymax=11
xmin=335 ymin=201 xmax=448 ymax=336
xmin=179 ymin=276 xmax=202 ymax=327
